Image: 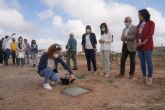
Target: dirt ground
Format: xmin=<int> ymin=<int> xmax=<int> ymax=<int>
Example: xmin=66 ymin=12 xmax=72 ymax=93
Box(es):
xmin=0 ymin=55 xmax=165 ymax=110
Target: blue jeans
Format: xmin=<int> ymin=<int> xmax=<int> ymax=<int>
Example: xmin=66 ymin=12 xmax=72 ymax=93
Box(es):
xmin=39 ymin=67 xmax=58 ymax=84
xmin=138 ymin=50 xmax=153 ymax=78
xmin=4 ymin=49 xmax=11 ymax=66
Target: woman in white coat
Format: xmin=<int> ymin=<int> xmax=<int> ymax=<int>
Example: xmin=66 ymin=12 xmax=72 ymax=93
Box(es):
xmin=16 ymin=36 xmax=25 ymax=67
xmin=99 ymin=23 xmax=112 ymax=77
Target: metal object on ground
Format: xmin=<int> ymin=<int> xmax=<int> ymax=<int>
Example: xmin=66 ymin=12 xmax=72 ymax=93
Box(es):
xmin=61 ymin=86 xmax=92 ymax=97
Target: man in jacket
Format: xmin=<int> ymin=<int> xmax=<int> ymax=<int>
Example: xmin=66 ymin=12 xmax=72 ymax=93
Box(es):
xmin=116 ymin=17 xmax=136 ymax=79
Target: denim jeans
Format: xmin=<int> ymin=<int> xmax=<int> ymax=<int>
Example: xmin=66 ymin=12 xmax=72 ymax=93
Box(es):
xmin=31 ymin=52 xmax=38 ymax=65
xmin=24 ymin=52 xmax=30 ymax=64
xmin=4 ymin=49 xmax=11 ymax=66
xmin=138 ymin=50 xmax=153 ymax=78
xmin=39 ymin=67 xmax=58 ymax=84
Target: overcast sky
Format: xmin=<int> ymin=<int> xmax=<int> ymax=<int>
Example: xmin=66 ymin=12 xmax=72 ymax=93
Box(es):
xmin=0 ymin=0 xmax=165 ymax=52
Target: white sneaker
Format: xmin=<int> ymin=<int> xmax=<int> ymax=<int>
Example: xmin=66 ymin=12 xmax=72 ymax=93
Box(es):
xmin=50 ymin=81 xmax=56 ymax=86
xmin=94 ymin=72 xmax=97 ymax=75
xmin=43 ymin=83 xmax=52 ymax=90
xmin=104 ymin=74 xmax=109 ymax=78
xmin=145 ymin=78 xmax=152 ymax=86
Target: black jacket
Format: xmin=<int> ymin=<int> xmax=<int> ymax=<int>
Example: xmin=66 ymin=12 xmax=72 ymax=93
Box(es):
xmin=38 ymin=52 xmax=73 ymax=74
xmin=0 ymin=40 xmax=3 ymax=51
xmin=81 ymin=33 xmax=97 ymax=49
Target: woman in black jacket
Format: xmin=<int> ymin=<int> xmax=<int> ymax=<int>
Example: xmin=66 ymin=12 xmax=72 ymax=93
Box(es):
xmin=81 ymin=25 xmax=97 ymax=74
xmin=38 ymin=43 xmax=75 ymax=90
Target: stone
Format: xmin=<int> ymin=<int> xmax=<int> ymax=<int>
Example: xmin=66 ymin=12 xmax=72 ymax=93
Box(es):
xmin=62 ymin=86 xmax=92 ymax=97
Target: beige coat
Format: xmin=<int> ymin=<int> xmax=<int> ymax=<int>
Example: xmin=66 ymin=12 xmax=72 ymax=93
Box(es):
xmin=121 ymin=25 xmax=136 ymax=52
xmin=16 ymin=42 xmax=26 ymax=58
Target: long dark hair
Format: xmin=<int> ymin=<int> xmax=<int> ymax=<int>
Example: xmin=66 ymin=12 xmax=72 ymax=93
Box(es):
xmin=100 ymin=23 xmax=109 ymax=35
xmin=138 ymin=9 xmax=151 ymax=25
xmin=18 ymin=37 xmax=23 ymax=49
xmin=31 ymin=40 xmax=37 ymax=47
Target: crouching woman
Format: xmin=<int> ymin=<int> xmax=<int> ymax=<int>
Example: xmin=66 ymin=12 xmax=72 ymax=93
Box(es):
xmin=37 ymin=44 xmax=75 ymax=90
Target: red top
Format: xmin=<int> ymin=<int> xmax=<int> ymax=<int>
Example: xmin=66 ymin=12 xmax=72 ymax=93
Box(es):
xmin=135 ymin=21 xmax=155 ymax=51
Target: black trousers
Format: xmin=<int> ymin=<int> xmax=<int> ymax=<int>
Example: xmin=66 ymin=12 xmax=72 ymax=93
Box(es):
xmin=85 ymin=49 xmax=97 ymax=71
xmin=120 ymin=44 xmax=136 ymax=75
xmin=11 ymin=51 xmax=16 ymax=65
xmin=0 ymin=50 xmax=4 ymax=64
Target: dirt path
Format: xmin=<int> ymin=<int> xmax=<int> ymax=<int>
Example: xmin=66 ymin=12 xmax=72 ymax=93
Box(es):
xmin=0 ymin=56 xmax=165 ymax=110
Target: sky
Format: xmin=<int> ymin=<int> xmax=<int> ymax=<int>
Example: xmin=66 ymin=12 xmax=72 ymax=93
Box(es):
xmin=0 ymin=0 xmax=165 ymax=52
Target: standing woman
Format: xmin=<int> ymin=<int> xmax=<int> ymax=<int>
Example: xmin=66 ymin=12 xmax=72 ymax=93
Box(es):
xmin=99 ymin=23 xmax=112 ymax=77
xmin=81 ymin=25 xmax=97 ymax=74
xmin=10 ymin=38 xmax=17 ymax=65
xmin=31 ymin=40 xmax=38 ymax=67
xmin=16 ymin=37 xmax=25 ymax=67
xmin=0 ymin=38 xmax=4 ymax=66
xmin=135 ymin=9 xmax=155 ymax=85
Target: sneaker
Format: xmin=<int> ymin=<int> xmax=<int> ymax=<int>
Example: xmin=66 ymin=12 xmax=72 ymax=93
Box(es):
xmin=99 ymin=73 xmax=104 ymax=76
xmin=43 ymin=83 xmax=52 ymax=90
xmin=104 ymin=74 xmax=109 ymax=78
xmin=50 ymin=81 xmax=56 ymax=86
xmin=93 ymin=72 xmax=97 ymax=75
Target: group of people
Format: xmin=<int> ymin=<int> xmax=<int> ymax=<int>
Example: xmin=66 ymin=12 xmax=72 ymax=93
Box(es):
xmin=80 ymin=9 xmax=154 ymax=85
xmin=0 ymin=34 xmax=38 ymax=68
xmin=37 ymin=8 xmax=155 ymax=90
xmin=0 ymin=8 xmax=155 ymax=90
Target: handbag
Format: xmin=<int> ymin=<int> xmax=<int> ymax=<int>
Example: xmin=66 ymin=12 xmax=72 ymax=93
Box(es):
xmin=18 ymin=52 xmax=24 ymax=58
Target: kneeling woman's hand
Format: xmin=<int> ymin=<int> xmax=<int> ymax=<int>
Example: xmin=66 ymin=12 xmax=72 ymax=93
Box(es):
xmin=70 ymin=74 xmax=76 ymax=83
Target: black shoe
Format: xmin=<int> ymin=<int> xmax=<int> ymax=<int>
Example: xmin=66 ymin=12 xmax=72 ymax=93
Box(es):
xmin=33 ymin=64 xmax=36 ymax=67
xmin=72 ymin=68 xmax=78 ymax=70
xmin=115 ymin=74 xmax=125 ymax=78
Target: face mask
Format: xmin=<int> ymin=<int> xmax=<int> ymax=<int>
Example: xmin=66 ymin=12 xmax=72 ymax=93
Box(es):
xmin=125 ymin=22 xmax=130 ymax=27
xmin=19 ymin=39 xmax=23 ymax=42
xmin=53 ymin=54 xmax=59 ymax=58
xmin=86 ymin=29 xmax=91 ymax=33
xmin=101 ymin=27 xmax=105 ymax=31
